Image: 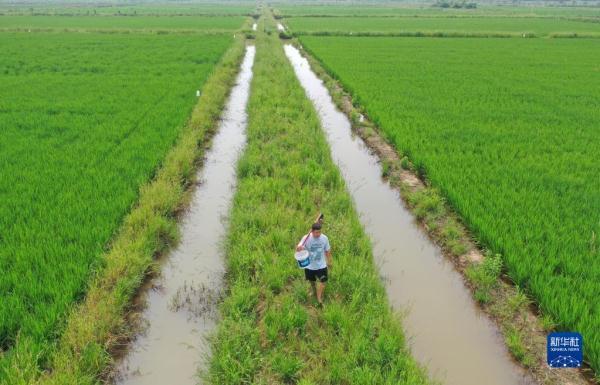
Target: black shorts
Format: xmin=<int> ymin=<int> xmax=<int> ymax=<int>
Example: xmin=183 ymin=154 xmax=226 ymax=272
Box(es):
xmin=305 ymin=267 xmax=328 ymax=282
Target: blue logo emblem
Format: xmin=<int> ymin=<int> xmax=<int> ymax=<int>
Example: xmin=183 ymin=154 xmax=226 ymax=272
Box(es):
xmin=547 ymin=332 xmax=583 ymax=368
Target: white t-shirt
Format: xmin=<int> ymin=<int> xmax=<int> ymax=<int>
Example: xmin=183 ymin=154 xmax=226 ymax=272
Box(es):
xmin=298 ymin=233 xmax=331 ymax=270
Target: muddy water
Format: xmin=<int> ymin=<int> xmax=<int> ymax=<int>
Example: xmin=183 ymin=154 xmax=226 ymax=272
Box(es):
xmin=284 ymin=44 xmax=534 ymax=385
xmin=114 ymin=45 xmax=255 ymax=385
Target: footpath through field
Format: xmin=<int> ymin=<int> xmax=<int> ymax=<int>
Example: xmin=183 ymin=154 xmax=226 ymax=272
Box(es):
xmin=205 ymin=16 xmax=430 ymax=384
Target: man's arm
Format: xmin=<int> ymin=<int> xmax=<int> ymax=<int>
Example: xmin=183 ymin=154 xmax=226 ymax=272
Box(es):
xmin=325 ymin=237 xmax=332 ymax=266
xmin=296 ymin=235 xmax=307 ymax=252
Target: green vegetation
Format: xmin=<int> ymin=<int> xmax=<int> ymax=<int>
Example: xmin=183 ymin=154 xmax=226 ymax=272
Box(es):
xmin=286 ymin=16 xmax=600 ymax=36
xmin=34 ymin=35 xmax=246 ymax=385
xmin=206 ymin=20 xmax=429 ymax=385
xmin=0 ymin=15 xmax=245 ymax=31
xmin=432 ymin=0 xmax=478 ymax=10
xmin=0 ymin=3 xmax=255 ymax=16
xmin=505 ymin=326 xmax=535 ymax=367
xmin=299 ymin=35 xmax=600 ymax=373
xmin=276 ymin=4 xmax=600 ymax=18
xmin=0 ymin=30 xmax=234 ymax=382
xmin=2 ymin=3 xmax=599 ymax=384
xmin=466 ymin=252 xmax=503 ymax=304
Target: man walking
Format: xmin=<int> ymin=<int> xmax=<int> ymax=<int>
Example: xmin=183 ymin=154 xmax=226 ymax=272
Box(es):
xmin=296 ymin=222 xmax=332 ymax=307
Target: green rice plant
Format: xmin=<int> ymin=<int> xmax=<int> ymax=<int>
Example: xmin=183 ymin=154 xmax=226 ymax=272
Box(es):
xmin=549 ymin=32 xmax=600 ymax=38
xmin=0 ymin=4 xmax=255 ymax=16
xmin=300 ymin=35 xmax=600 ymax=374
xmin=286 ymin=15 xmax=600 ymax=37
xmin=276 ymin=4 xmax=600 ymax=18
xmin=0 ymin=15 xmax=246 ymax=31
xmin=206 ymin=20 xmax=429 ymax=385
xmin=540 ymin=314 xmax=557 ymax=332
xmin=0 ymin=31 xmax=235 ymax=382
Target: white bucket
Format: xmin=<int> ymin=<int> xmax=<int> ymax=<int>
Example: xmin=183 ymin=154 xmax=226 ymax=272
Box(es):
xmin=294 ymin=250 xmax=310 ymax=269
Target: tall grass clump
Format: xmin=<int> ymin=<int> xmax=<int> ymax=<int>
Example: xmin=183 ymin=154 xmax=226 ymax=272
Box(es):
xmin=206 ymin=20 xmax=429 ymax=385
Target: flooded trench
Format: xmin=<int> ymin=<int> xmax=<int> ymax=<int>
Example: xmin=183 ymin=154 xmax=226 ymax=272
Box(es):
xmin=284 ymin=44 xmax=534 ymax=385
xmin=114 ymin=45 xmax=255 ymax=385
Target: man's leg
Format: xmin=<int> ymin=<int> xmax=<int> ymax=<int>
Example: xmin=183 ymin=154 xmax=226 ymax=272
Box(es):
xmin=306 ymin=269 xmax=317 ymax=299
xmin=316 ymin=282 xmax=326 ymax=305
xmin=316 ymin=267 xmax=328 ymax=305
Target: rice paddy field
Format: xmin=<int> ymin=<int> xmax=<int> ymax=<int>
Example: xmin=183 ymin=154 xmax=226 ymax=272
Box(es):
xmin=297 ymin=34 xmax=600 ymax=373
xmin=286 ymin=16 xmax=600 ymax=36
xmin=276 ymin=4 xmax=600 ymax=17
xmin=0 ymin=12 xmax=241 ymax=382
xmin=0 ymin=3 xmax=255 ymax=16
xmin=0 ymin=15 xmax=246 ymax=31
xmin=2 ymin=1 xmax=600 ymax=384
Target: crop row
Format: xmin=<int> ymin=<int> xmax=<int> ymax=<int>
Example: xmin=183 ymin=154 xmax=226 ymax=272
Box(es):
xmin=0 ymin=15 xmax=245 ymax=30
xmin=286 ymin=16 xmax=600 ymax=36
xmin=276 ymin=4 xmax=600 ymax=18
xmin=0 ymin=31 xmax=232 ymax=378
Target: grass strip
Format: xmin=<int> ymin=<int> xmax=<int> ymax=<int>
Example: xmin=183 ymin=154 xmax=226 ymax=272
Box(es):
xmin=292 ymin=30 xmax=536 ymax=38
xmin=205 ymin=17 xmax=430 ymax=385
xmin=1 ymin=35 xmax=247 ymax=385
xmin=0 ymin=28 xmax=246 ymax=35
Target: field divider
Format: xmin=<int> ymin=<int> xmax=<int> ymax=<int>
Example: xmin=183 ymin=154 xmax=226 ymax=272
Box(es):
xmin=280 ymin=14 xmax=600 ymax=23
xmin=13 ymin=36 xmax=248 ymax=385
xmin=287 ymin=29 xmax=600 ymax=40
xmin=292 ymin=30 xmax=538 ymax=38
xmin=292 ymin=38 xmax=597 ymax=385
xmin=0 ymin=27 xmax=243 ymax=35
xmin=204 ymin=14 xmax=430 ymax=384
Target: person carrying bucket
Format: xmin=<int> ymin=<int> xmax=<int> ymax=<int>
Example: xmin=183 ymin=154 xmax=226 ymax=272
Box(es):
xmin=295 ymin=218 xmax=332 ymax=307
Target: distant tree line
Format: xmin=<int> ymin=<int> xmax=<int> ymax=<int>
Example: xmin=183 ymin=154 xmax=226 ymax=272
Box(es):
xmin=432 ymin=0 xmax=478 ymax=8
